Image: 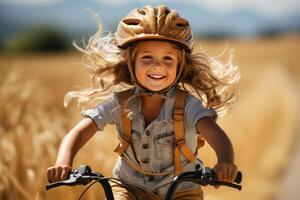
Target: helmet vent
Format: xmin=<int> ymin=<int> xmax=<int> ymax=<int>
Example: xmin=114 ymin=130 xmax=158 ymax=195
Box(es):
xmin=176 ymin=22 xmax=187 ymax=28
xmin=123 ymin=18 xmax=140 ymax=26
xmin=164 ymin=8 xmax=171 ymax=15
xmin=137 ymin=8 xmax=146 ymax=15
xmin=153 ymin=8 xmax=158 ymax=16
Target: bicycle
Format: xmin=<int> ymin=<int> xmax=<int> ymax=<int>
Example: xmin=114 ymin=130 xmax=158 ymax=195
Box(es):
xmin=46 ymin=164 xmax=242 ymax=200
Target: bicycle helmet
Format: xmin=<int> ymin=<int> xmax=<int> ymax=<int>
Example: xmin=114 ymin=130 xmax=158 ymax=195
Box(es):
xmin=115 ymin=5 xmax=194 ymax=93
xmin=115 ymin=5 xmax=194 ymax=53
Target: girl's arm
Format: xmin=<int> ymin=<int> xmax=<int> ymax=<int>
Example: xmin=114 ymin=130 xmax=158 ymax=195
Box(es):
xmin=47 ymin=118 xmax=98 ymax=182
xmin=196 ymin=117 xmax=237 ymax=183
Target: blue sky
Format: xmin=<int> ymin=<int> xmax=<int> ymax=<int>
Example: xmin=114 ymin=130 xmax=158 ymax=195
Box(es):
xmin=1 ymin=0 xmax=299 ymax=17
xmin=1 ymin=0 xmax=299 ymax=40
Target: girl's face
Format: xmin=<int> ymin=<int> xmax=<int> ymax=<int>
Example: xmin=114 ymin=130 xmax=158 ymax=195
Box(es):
xmin=134 ymin=41 xmax=179 ymax=91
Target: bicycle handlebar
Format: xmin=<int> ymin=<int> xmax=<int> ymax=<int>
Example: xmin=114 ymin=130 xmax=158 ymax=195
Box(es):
xmin=45 ymin=165 xmax=114 ymax=199
xmin=45 ymin=164 xmax=242 ymax=200
xmin=165 ymin=164 xmax=242 ymax=200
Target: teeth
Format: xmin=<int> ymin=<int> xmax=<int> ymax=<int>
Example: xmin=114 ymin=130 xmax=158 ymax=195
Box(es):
xmin=149 ymin=74 xmax=165 ymax=79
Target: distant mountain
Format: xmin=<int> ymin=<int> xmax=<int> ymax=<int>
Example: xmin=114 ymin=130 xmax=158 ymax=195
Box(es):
xmin=1 ymin=0 xmax=299 ymax=42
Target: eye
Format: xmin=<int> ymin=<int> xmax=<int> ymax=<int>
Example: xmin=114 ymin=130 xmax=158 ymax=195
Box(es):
xmin=163 ymin=56 xmax=175 ymax=63
xmin=164 ymin=56 xmax=174 ymax=60
xmin=141 ymin=55 xmax=153 ymax=62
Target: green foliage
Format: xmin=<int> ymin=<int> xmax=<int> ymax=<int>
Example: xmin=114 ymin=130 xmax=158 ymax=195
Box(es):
xmin=4 ymin=25 xmax=70 ymax=53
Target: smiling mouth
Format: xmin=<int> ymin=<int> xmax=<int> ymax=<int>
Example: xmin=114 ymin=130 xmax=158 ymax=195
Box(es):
xmin=148 ymin=74 xmax=166 ymax=80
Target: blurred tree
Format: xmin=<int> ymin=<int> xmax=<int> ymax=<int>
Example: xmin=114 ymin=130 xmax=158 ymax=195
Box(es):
xmin=4 ymin=25 xmax=70 ymax=53
xmin=194 ymin=31 xmax=233 ymax=40
xmin=0 ymin=41 xmax=3 ymax=52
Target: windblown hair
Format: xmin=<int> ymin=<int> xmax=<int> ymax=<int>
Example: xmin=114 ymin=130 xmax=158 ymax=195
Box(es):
xmin=65 ymin=26 xmax=240 ymax=117
xmin=180 ymin=49 xmax=240 ymax=116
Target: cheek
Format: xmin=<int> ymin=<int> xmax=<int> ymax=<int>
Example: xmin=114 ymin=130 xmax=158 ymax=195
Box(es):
xmin=134 ymin=63 xmax=146 ymax=80
xmin=168 ymin=65 xmax=177 ymax=80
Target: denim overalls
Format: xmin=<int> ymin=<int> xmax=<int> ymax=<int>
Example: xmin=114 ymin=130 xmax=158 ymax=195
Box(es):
xmin=81 ymin=87 xmax=216 ymax=195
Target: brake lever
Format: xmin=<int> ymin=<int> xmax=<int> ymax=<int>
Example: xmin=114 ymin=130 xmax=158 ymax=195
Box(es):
xmin=45 ymin=177 xmax=80 ymax=190
xmin=194 ymin=164 xmax=242 ymax=190
xmin=45 ymin=165 xmax=95 ymax=190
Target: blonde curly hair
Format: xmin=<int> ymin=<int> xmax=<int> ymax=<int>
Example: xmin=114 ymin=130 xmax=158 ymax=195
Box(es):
xmin=64 ymin=26 xmax=240 ymax=117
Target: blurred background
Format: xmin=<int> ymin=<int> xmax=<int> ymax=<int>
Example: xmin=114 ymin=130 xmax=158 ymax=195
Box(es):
xmin=0 ymin=0 xmax=299 ymax=200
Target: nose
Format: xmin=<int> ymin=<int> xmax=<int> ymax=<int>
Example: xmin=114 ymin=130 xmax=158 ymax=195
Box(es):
xmin=152 ymin=60 xmax=164 ymax=70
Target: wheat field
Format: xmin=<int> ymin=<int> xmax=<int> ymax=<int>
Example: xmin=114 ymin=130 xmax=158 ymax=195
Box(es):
xmin=0 ymin=35 xmax=299 ymax=200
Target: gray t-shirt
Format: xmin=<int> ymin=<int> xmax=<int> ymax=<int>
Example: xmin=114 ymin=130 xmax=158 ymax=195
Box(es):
xmin=81 ymin=87 xmax=216 ymax=195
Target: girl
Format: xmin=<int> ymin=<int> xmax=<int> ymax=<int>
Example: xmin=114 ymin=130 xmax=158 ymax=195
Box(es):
xmin=47 ymin=5 xmax=240 ymax=200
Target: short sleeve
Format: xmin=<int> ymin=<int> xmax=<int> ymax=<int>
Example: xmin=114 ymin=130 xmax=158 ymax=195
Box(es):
xmin=81 ymin=93 xmax=119 ymax=131
xmin=185 ymin=95 xmax=217 ymax=128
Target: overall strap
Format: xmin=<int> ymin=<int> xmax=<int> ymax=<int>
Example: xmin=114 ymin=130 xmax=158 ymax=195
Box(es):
xmin=114 ymin=89 xmax=132 ymax=155
xmin=114 ymin=88 xmax=197 ymax=177
xmin=114 ymin=89 xmax=174 ymax=176
xmin=173 ymin=89 xmax=197 ymax=176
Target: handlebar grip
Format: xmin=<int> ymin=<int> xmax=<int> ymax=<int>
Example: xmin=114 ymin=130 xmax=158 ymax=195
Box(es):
xmin=45 ymin=176 xmax=80 ymax=190
xmin=45 ymin=182 xmax=65 ymax=190
xmin=219 ymin=181 xmax=242 ymax=191
xmin=234 ymin=171 xmax=242 ymax=184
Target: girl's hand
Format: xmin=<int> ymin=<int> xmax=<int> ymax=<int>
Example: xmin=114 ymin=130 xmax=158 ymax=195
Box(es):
xmin=46 ymin=118 xmax=97 ymax=183
xmin=212 ymin=162 xmax=238 ymax=189
xmin=47 ymin=165 xmax=72 ymax=183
